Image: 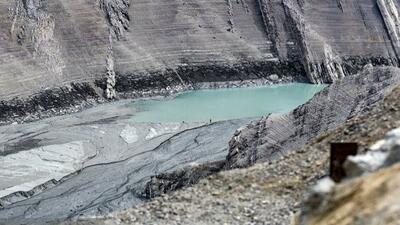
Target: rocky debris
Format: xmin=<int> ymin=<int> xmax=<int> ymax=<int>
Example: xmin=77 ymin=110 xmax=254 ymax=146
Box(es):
xmin=299 ymin=127 xmax=400 ymax=225
xmin=344 ymin=127 xmax=400 ymax=178
xmin=144 ymin=161 xmax=225 ymax=199
xmin=105 ymin=32 xmax=117 ymax=99
xmin=226 ymin=66 xmax=400 ymax=169
xmin=0 ymin=82 xmax=101 ymax=125
xmin=268 ymin=74 xmax=279 ymax=81
xmin=343 ymin=151 xmax=388 ymax=178
xmin=297 ymin=128 xmax=400 ymax=225
xmin=226 ymin=0 xmax=234 ymax=32
xmin=97 ymin=0 xmax=130 ymax=40
xmin=297 ymin=163 xmax=400 ymax=225
xmin=112 ymin=60 xmax=306 ymax=96
xmin=62 ymin=81 xmax=400 ymax=225
xmin=381 ymin=128 xmax=400 ymax=166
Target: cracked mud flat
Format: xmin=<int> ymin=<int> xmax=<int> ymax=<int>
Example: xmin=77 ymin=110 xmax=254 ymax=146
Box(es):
xmin=0 ymin=98 xmax=251 ymax=225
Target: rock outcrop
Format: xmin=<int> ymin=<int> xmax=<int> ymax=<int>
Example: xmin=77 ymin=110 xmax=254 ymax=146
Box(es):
xmin=297 ymin=127 xmax=400 ymax=225
xmin=1 ymin=0 xmax=400 ymax=120
xmin=298 ymin=163 xmax=400 ymax=225
xmin=144 ymin=160 xmax=225 ymax=199
xmin=226 ymin=66 xmax=400 ymax=168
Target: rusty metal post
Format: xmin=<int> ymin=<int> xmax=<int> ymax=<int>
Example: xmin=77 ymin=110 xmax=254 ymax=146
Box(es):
xmin=330 ymin=142 xmax=358 ymax=182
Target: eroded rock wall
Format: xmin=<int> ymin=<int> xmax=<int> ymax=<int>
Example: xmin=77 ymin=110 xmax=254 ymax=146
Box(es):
xmin=377 ymin=0 xmax=400 ymax=58
xmin=0 ymin=0 xmax=399 ymax=103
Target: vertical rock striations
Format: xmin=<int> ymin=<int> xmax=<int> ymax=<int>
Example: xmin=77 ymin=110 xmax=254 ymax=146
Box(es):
xmin=226 ymin=66 xmax=400 ymax=168
xmin=9 ymin=0 xmax=65 ymax=78
xmin=283 ymin=0 xmax=345 ymax=83
xmin=256 ymin=0 xmax=281 ymax=58
xmin=226 ymin=0 xmax=234 ymax=32
xmin=377 ymin=0 xmax=400 ymax=59
xmin=97 ymin=0 xmax=130 ymax=40
xmin=97 ymin=0 xmax=131 ymax=98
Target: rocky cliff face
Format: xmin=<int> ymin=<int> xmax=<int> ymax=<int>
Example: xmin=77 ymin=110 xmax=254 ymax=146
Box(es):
xmin=0 ymin=0 xmax=399 ymax=111
xmin=226 ymin=66 xmax=400 ymax=168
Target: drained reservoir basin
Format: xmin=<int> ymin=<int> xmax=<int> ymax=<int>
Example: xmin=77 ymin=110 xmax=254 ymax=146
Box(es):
xmin=131 ymin=83 xmax=325 ymax=122
xmin=0 ymin=83 xmax=326 ymax=224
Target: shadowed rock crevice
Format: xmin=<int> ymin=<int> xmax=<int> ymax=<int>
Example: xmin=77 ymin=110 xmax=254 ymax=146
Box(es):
xmin=97 ymin=0 xmax=130 ymax=40
xmin=144 ymin=161 xmax=225 ymax=199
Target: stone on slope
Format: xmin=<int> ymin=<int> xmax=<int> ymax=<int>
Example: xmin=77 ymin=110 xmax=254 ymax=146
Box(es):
xmin=344 ymin=127 xmax=400 ymax=177
xmin=298 ymin=163 xmax=400 ymax=225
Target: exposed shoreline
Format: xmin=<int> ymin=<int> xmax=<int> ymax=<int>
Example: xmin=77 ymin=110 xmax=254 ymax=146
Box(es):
xmin=0 ymin=55 xmax=392 ymax=126
xmin=0 ymin=74 xmax=299 ymax=126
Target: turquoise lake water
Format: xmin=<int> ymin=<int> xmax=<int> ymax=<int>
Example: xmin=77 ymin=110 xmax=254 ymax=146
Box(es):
xmin=131 ymin=83 xmax=326 ymax=122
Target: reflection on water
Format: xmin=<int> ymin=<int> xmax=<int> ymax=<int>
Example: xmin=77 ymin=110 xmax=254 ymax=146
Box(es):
xmin=131 ymin=83 xmax=326 ymax=122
